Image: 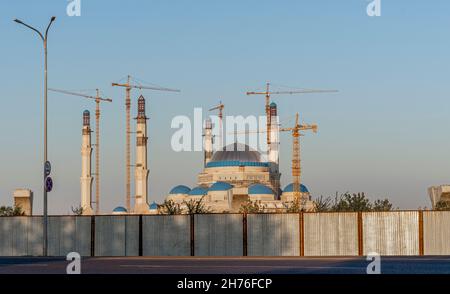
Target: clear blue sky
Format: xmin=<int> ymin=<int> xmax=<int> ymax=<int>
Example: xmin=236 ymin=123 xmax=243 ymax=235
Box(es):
xmin=1 ymin=0 xmax=449 ymax=213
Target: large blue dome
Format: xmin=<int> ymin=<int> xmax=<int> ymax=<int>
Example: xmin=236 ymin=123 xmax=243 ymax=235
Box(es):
xmin=206 ymin=143 xmax=268 ymax=168
xmin=189 ymin=186 xmax=208 ymax=196
xmin=209 ymin=182 xmax=233 ymax=191
xmin=169 ymin=185 xmax=191 ymax=194
xmin=248 ymin=184 xmax=274 ymax=195
xmin=283 ymin=183 xmax=309 ymax=193
xmin=113 ymin=206 xmax=127 ymax=213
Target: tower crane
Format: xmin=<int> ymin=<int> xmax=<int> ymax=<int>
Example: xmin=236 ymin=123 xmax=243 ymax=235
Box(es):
xmin=112 ymin=75 xmax=180 ymax=211
xmin=209 ymin=101 xmax=224 ymax=149
xmin=246 ymin=82 xmax=335 ymax=146
xmin=229 ymin=113 xmax=317 ymax=202
xmin=49 ymin=88 xmax=112 ymax=214
xmin=280 ymin=113 xmax=317 ymax=202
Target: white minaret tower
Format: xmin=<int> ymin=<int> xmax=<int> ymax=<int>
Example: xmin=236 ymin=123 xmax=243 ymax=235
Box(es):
xmin=134 ymin=95 xmax=150 ymax=214
xmin=81 ymin=110 xmax=94 ymax=215
xmin=204 ymin=118 xmax=213 ymax=167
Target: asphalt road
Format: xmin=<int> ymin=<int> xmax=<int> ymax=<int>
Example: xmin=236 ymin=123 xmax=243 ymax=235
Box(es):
xmin=1 ymin=256 xmax=450 ymax=274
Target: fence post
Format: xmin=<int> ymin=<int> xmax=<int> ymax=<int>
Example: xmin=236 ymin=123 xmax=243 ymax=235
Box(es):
xmin=300 ymin=212 xmax=304 ymax=257
xmin=139 ymin=215 xmax=143 ymax=256
xmin=419 ymin=210 xmax=424 ymax=256
xmin=190 ymin=214 xmax=195 ymax=256
xmin=243 ymin=213 xmax=248 ymax=256
xmin=90 ymin=216 xmax=95 ymax=257
xmin=357 ymin=212 xmax=363 ymax=256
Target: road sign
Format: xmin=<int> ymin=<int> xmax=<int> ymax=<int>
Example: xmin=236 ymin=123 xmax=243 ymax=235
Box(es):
xmin=44 ymin=161 xmax=51 ymax=177
xmin=45 ymin=177 xmax=53 ymax=192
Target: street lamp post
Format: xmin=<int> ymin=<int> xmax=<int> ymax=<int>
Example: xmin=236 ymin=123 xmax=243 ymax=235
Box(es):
xmin=15 ymin=16 xmax=56 ymax=256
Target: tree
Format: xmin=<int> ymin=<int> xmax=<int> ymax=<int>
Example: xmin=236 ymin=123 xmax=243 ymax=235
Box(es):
xmin=285 ymin=198 xmax=309 ymax=213
xmin=158 ymin=200 xmax=183 ymax=215
xmin=372 ymin=199 xmax=393 ymax=211
xmin=313 ymin=195 xmax=332 ymax=212
xmin=0 ymin=205 xmax=25 ymax=216
xmin=434 ymin=200 xmax=450 ymax=211
xmin=239 ymin=200 xmax=264 ymax=213
xmin=332 ymin=192 xmax=372 ymax=212
xmin=71 ymin=205 xmax=84 ymax=216
xmin=183 ymin=197 xmax=211 ymax=214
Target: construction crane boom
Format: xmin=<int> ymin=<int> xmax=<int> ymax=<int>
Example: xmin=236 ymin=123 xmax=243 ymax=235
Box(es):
xmin=49 ymin=88 xmax=112 ymax=214
xmin=246 ymin=82 xmax=335 ymax=146
xmin=112 ymin=75 xmax=180 ymax=211
xmin=48 ymin=88 xmax=112 ymax=102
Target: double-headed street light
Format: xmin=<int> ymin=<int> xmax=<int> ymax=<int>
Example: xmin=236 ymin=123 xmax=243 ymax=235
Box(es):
xmin=14 ymin=16 xmax=56 ymax=256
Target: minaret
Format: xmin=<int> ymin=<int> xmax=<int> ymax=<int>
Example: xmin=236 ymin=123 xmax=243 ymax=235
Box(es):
xmin=204 ymin=118 xmax=213 ymax=167
xmin=268 ymin=102 xmax=281 ymax=198
xmin=134 ymin=95 xmax=150 ymax=213
xmin=81 ymin=110 xmax=94 ymax=215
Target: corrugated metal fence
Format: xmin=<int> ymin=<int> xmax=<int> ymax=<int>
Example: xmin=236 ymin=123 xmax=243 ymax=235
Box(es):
xmin=1 ymin=211 xmax=449 ymax=256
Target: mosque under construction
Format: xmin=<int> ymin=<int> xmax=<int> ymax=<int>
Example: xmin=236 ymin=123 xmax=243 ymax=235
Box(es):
xmin=80 ymin=91 xmax=316 ymax=214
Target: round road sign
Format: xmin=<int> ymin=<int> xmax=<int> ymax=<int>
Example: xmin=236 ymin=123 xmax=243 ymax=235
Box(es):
xmin=45 ymin=177 xmax=53 ymax=192
xmin=44 ymin=161 xmax=51 ymax=177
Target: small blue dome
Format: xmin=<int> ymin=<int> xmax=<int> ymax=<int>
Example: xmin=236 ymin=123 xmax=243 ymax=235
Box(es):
xmin=149 ymin=202 xmax=158 ymax=210
xmin=189 ymin=186 xmax=208 ymax=196
xmin=169 ymin=185 xmax=191 ymax=194
xmin=270 ymin=102 xmax=277 ymax=108
xmin=83 ymin=110 xmax=90 ymax=115
xmin=209 ymin=181 xmax=233 ymax=191
xmin=248 ymin=184 xmax=274 ymax=195
xmin=283 ymin=183 xmax=309 ymax=193
xmin=113 ymin=206 xmax=127 ymax=213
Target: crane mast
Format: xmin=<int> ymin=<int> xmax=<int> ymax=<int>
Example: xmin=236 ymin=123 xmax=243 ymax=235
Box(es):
xmin=112 ymin=75 xmax=180 ymax=211
xmin=209 ymin=101 xmax=225 ymax=150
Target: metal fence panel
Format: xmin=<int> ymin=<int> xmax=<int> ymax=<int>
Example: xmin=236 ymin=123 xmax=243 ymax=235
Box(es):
xmin=363 ymin=211 xmax=419 ymax=256
xmin=248 ymin=214 xmax=300 ymax=256
xmin=0 ymin=218 xmax=13 ymax=256
xmin=143 ymin=215 xmax=190 ymax=256
xmin=76 ymin=216 xmax=92 ymax=256
xmin=95 ymin=216 xmax=139 ymax=256
xmin=304 ymin=212 xmax=358 ymax=256
xmin=423 ymin=211 xmax=450 ymax=255
xmin=125 ymin=216 xmax=139 ymax=256
xmin=195 ymin=214 xmax=243 ymax=256
xmin=11 ymin=217 xmax=29 ymax=256
xmin=26 ymin=217 xmax=43 ymax=256
xmin=48 ymin=216 xmax=91 ymax=256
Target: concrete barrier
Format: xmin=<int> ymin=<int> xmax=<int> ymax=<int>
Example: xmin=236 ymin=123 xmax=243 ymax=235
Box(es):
xmin=247 ymin=214 xmax=300 ymax=256
xmin=194 ymin=214 xmax=243 ymax=256
xmin=304 ymin=212 xmax=358 ymax=256
xmin=94 ymin=216 xmax=139 ymax=256
xmin=363 ymin=211 xmax=419 ymax=256
xmin=423 ymin=211 xmax=450 ymax=255
xmin=142 ymin=215 xmax=190 ymax=256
